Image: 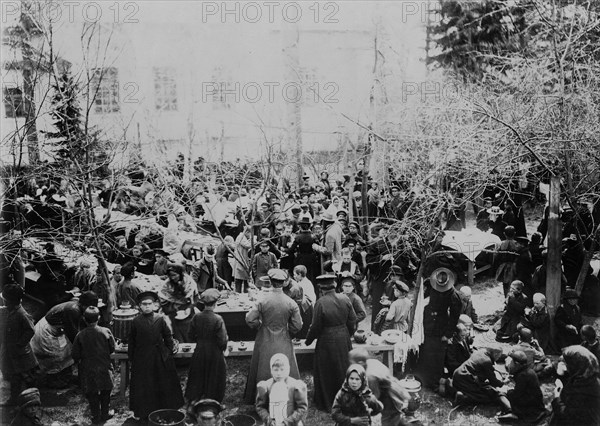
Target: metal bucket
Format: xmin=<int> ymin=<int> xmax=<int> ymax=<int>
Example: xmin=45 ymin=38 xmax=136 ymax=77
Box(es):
xmin=112 ymin=307 xmax=138 ymax=343
xmin=148 ymin=409 xmax=186 ymax=426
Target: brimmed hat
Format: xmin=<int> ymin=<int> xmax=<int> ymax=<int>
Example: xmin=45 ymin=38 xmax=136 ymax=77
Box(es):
xmin=336 ymin=209 xmax=348 ymax=217
xmin=200 ymin=288 xmax=221 ymax=304
xmin=348 ymin=221 xmax=360 ymax=229
xmin=291 ymin=206 xmax=302 ymax=214
xmin=191 ymin=398 xmax=223 ymax=419
xmin=154 ymin=248 xmax=170 ymax=257
xmin=136 ymin=291 xmax=159 ymax=304
xmin=298 ymin=215 xmax=313 ymax=225
xmin=1 ymin=284 xmax=24 ymax=302
xmin=316 ymin=274 xmax=337 ymax=290
xmin=321 ymin=211 xmax=336 ymax=222
xmin=430 ymin=268 xmax=456 ymax=293
xmin=563 ymin=288 xmax=579 ymax=300
xmin=487 ymin=206 xmax=504 ymax=215
xmin=18 ymin=388 xmax=41 ymax=408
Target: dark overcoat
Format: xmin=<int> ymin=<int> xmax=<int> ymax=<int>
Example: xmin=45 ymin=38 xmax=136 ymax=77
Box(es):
xmin=128 ymin=312 xmax=184 ymax=418
xmin=72 ymin=324 xmax=115 ymax=393
xmin=0 ymin=305 xmax=38 ymax=376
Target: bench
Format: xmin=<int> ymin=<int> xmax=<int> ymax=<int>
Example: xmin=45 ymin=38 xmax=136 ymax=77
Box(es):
xmin=111 ymin=340 xmax=395 ymax=397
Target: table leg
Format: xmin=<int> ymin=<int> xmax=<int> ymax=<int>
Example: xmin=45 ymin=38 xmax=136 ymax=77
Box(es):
xmin=120 ymin=360 xmax=127 ymax=397
xmin=468 ymin=261 xmax=474 ymax=286
xmin=386 ymin=350 xmax=394 ymax=376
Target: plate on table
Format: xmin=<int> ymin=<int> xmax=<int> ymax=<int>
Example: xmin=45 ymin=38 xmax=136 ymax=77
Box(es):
xmin=473 ymin=323 xmax=490 ymax=332
xmin=381 ymin=330 xmax=402 ymax=344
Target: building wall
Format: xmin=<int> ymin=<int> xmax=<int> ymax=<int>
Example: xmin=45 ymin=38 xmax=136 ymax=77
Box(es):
xmin=1 ymin=1 xmax=428 ymax=166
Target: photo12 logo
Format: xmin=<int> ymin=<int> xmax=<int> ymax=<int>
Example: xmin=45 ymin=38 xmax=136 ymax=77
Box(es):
xmin=200 ymin=1 xmax=340 ymax=24
xmin=201 ymin=81 xmax=339 ymax=104
xmin=2 ymin=1 xmax=140 ymax=24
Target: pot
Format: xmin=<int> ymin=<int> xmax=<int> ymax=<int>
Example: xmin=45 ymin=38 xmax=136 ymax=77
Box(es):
xmin=354 ymin=329 xmax=367 ymax=344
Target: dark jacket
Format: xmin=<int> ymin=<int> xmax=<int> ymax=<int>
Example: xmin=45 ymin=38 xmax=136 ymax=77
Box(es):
xmin=550 ymin=375 xmax=600 ymax=426
xmin=445 ymin=335 xmax=472 ymax=376
xmin=0 ymin=304 xmax=38 ymax=375
xmin=44 ymin=300 xmax=84 ymax=343
xmin=423 ymin=288 xmax=462 ymax=339
xmin=192 ymin=258 xmax=227 ymax=292
xmin=555 ymin=304 xmax=582 ymax=348
xmin=331 ymin=386 xmax=384 ymax=426
xmin=507 ymin=366 xmax=546 ymax=421
xmin=72 ymin=324 xmax=115 ymax=393
xmin=522 ymin=306 xmax=551 ymax=353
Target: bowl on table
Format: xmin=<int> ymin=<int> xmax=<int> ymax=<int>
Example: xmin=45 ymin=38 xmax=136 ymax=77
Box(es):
xmin=180 ymin=344 xmax=193 ymax=353
xmin=381 ymin=329 xmax=402 ymax=344
xmin=292 ymin=338 xmax=302 ymax=346
xmin=238 ymin=342 xmax=247 ymax=351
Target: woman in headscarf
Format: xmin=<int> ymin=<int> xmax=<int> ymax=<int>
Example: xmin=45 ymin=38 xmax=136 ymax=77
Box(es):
xmin=159 ymin=263 xmax=198 ymax=343
xmin=255 ymin=353 xmax=308 ymax=426
xmin=331 ymin=364 xmax=384 ymax=426
xmin=550 ymin=345 xmax=600 ymax=426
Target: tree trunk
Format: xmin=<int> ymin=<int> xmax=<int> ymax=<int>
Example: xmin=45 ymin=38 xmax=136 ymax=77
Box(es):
xmin=546 ymin=176 xmax=562 ymax=354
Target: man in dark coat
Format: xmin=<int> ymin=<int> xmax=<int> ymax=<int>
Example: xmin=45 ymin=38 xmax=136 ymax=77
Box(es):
xmin=306 ymin=275 xmax=357 ymax=411
xmin=499 ymin=350 xmax=546 ymax=423
xmin=445 ymin=324 xmax=473 ymax=377
xmin=128 ymin=291 xmax=184 ymax=421
xmin=192 ymin=245 xmax=229 ymax=292
xmin=452 ymin=348 xmax=510 ymax=412
xmin=416 ymin=269 xmax=462 ymax=389
xmin=244 ymin=269 xmax=303 ymax=404
xmin=72 ymin=306 xmax=115 ymax=424
xmin=0 ymin=285 xmax=38 ymax=406
xmin=554 ymin=289 xmax=582 ymax=349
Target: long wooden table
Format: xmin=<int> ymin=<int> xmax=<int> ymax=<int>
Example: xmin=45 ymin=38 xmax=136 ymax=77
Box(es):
xmin=111 ymin=340 xmax=395 ymax=397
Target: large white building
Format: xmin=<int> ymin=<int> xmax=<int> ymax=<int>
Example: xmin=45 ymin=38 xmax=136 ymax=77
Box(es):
xmin=1 ymin=1 xmax=429 ymax=166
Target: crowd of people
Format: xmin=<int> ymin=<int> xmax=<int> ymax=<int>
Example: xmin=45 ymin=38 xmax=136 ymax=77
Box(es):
xmin=1 ymin=161 xmax=600 ymax=425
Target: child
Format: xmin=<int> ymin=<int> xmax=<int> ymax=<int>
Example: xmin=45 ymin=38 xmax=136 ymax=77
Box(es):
xmin=256 ymin=353 xmax=308 ymax=426
xmin=252 ymin=241 xmax=279 ymax=286
xmin=72 ymin=306 xmax=115 ymax=424
xmin=522 ymin=293 xmax=550 ymax=352
xmin=385 ymin=280 xmax=411 ymax=332
xmin=331 ymin=364 xmax=384 ymax=426
xmin=340 ymin=277 xmax=366 ymax=327
xmin=10 ymin=388 xmax=43 ymax=426
xmin=498 ymin=350 xmax=546 ymax=423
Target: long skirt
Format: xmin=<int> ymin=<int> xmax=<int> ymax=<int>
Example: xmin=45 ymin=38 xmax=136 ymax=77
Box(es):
xmin=185 ymin=340 xmax=226 ymax=403
xmin=313 ymin=325 xmax=352 ymax=411
xmin=31 ymin=318 xmax=74 ymax=374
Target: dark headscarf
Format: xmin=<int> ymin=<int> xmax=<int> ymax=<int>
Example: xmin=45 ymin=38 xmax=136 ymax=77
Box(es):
xmin=562 ymin=345 xmax=600 ymax=381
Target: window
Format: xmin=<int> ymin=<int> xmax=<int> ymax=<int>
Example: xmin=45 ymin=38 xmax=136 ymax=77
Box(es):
xmin=3 ymin=86 xmax=25 ymax=118
xmin=211 ymin=67 xmax=233 ymax=110
xmin=91 ymin=67 xmax=119 ymax=113
xmin=298 ymin=67 xmax=318 ymax=104
xmin=154 ymin=67 xmax=178 ymax=111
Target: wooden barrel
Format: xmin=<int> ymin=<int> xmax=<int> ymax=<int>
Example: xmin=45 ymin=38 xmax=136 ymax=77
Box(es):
xmin=112 ymin=307 xmax=139 ymax=343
